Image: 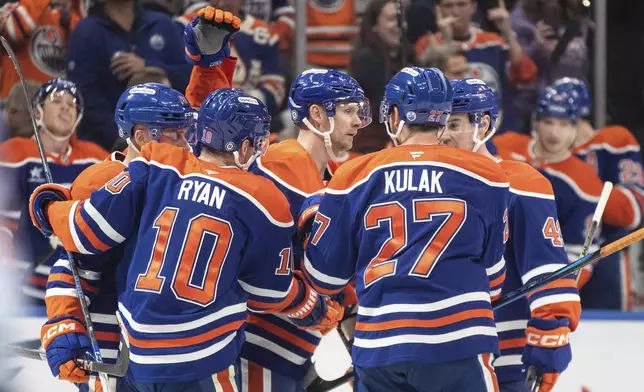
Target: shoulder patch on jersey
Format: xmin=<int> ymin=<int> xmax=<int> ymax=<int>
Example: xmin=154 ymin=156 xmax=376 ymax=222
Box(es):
xmin=500 ymin=160 xmax=554 ymax=199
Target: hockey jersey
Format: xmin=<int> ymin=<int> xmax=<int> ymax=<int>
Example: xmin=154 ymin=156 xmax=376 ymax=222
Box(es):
xmin=495 ymin=132 xmax=643 ymax=254
xmin=493 ymin=159 xmax=580 ymax=384
xmin=0 ymin=0 xmax=82 ymax=98
xmin=0 ymin=137 xmax=107 ymax=270
xmin=415 ymin=28 xmax=537 ymax=133
xmin=43 ymin=142 xmax=298 ymax=382
xmin=572 ymin=125 xmax=643 ymax=310
xmin=304 ymin=144 xmax=510 ymax=367
xmin=44 ymin=151 xmax=126 ymax=391
xmin=244 ymin=138 xmax=326 ymax=380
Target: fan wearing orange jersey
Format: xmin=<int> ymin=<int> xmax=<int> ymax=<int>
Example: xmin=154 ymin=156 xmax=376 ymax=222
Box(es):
xmin=0 ymin=0 xmax=83 ymax=98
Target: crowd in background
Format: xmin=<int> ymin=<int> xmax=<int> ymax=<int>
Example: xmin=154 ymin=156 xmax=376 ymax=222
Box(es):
xmin=0 ymin=0 xmax=643 ymax=311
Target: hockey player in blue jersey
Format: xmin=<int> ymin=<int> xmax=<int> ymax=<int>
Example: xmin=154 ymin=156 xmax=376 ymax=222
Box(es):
xmin=302 ymin=67 xmax=510 ymax=392
xmin=38 ymin=83 xmax=199 ymax=391
xmin=558 ymin=78 xmax=644 ymax=310
xmin=445 ymin=79 xmax=580 ymax=392
xmin=30 ymin=87 xmax=343 ymax=392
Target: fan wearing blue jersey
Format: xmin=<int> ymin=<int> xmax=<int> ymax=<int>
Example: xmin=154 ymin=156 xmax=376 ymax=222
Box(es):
xmin=444 ymin=79 xmax=580 ymax=392
xmin=38 ymin=83 xmax=199 ymax=392
xmin=557 ymin=78 xmax=644 ymax=310
xmin=302 ymin=67 xmax=510 ymax=392
xmin=29 ymin=88 xmax=343 ymax=392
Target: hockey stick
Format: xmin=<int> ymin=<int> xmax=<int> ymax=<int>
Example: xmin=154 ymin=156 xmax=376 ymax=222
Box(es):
xmin=5 ymin=334 xmax=130 ymax=377
xmin=311 ymin=226 xmax=644 ymax=392
xmin=0 ymin=36 xmax=118 ymax=388
xmin=526 ymin=181 xmax=613 ymax=390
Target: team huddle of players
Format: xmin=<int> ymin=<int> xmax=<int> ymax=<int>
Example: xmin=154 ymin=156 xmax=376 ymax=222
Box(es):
xmin=5 ymin=5 xmax=643 ymax=392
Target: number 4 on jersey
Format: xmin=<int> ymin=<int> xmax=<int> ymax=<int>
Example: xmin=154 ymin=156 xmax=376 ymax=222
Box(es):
xmin=542 ymin=217 xmax=564 ymax=247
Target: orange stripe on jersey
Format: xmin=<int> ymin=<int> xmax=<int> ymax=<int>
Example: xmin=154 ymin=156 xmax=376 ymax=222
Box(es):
xmin=480 ymin=353 xmax=499 ymax=392
xmin=489 ymin=272 xmax=506 ymax=288
xmin=45 ymin=296 xmax=84 ymax=321
xmin=327 ymin=145 xmax=508 ymax=192
xmin=532 ymin=302 xmax=581 ymax=332
xmin=355 ymin=309 xmax=494 ymax=332
xmin=214 ymin=366 xmax=237 ymax=392
xmin=526 ymin=279 xmax=577 ymax=299
xmin=300 ymin=265 xmax=342 ymax=296
xmin=499 ymin=337 xmax=526 ymax=350
xmin=247 ymin=314 xmax=317 ymax=353
xmin=0 ymin=218 xmax=18 ymax=231
xmin=127 ymin=320 xmax=244 ymax=349
xmin=247 ymin=361 xmax=264 ymax=392
xmin=28 ymin=275 xmax=47 ymax=287
xmin=48 ymin=273 xmax=99 ymax=294
xmin=545 ymin=156 xmax=605 ymax=200
xmin=74 ymin=206 xmax=110 ymax=252
xmin=297 ymin=204 xmax=319 ymax=231
xmin=95 ymin=331 xmax=121 ymax=342
xmin=46 ymin=200 xmax=84 ymax=253
xmin=248 ymin=281 xmax=300 ymax=313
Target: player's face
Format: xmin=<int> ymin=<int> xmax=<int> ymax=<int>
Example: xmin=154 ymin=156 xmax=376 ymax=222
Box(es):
xmin=444 ymin=55 xmax=469 ymax=80
xmin=373 ymin=2 xmax=400 ymax=48
xmin=331 ymin=102 xmax=364 ymax=152
xmin=41 ymin=91 xmax=78 ymax=138
xmin=535 ymin=117 xmax=576 ymax=156
xmin=439 ymin=0 xmax=476 ymax=35
xmin=4 ymin=102 xmax=32 ymax=137
xmin=442 ymin=113 xmax=488 ymax=150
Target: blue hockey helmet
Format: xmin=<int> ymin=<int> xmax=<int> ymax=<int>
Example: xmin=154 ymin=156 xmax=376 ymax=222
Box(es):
xmin=380 ymin=67 xmax=453 ymax=145
xmin=115 ymin=83 xmax=196 ymax=151
xmin=535 ymin=85 xmax=580 ymax=124
xmin=288 ymin=68 xmax=371 ymax=160
xmin=197 ymin=88 xmax=271 ymax=170
xmin=33 ymin=78 xmax=84 ymax=141
xmin=449 ymin=78 xmax=499 ymax=151
xmin=551 ymin=77 xmax=591 ymax=118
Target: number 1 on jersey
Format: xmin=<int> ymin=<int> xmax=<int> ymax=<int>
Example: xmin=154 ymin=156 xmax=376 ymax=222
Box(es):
xmin=363 ymin=198 xmax=466 ymax=287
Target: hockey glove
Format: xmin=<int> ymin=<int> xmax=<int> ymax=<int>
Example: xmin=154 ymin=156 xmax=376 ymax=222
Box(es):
xmin=522 ymin=318 xmax=572 ymax=392
xmin=41 ymin=316 xmax=91 ymax=383
xmin=283 ymin=272 xmax=344 ymax=332
xmin=29 ymin=183 xmax=71 ymax=237
xmin=184 ymin=6 xmax=241 ymax=67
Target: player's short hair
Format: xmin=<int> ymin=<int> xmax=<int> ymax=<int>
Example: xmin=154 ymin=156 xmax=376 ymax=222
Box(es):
xmin=5 ymin=80 xmax=40 ymax=110
xmin=127 ymin=67 xmax=170 ymax=88
xmin=418 ymin=43 xmax=466 ymax=70
xmin=408 ymin=124 xmax=443 ymax=134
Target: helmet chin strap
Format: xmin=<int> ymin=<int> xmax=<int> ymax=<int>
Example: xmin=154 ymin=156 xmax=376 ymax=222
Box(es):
xmin=471 ymin=123 xmax=496 ymax=152
xmin=126 ymin=138 xmax=141 ymax=154
xmin=36 ymin=105 xmax=81 ymax=142
xmin=302 ymin=117 xmax=340 ymax=161
xmin=233 ymin=150 xmax=260 ymax=171
xmin=384 ymin=118 xmax=406 ymax=147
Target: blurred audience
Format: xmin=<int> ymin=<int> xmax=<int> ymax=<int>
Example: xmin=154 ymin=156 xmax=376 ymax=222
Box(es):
xmin=511 ymin=0 xmax=592 ymax=129
xmin=415 ymin=0 xmax=537 ymax=133
xmin=0 ymin=0 xmax=82 ymax=99
xmin=2 ymin=80 xmax=40 ymax=139
xmin=66 ymin=0 xmax=191 ymax=150
xmin=127 ymin=65 xmax=171 ymax=87
xmin=350 ymin=0 xmax=415 ymax=153
xmin=419 ymin=42 xmax=469 ymax=80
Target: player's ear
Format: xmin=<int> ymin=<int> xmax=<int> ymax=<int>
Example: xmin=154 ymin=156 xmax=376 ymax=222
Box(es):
xmin=239 ymin=139 xmax=252 ymax=163
xmin=133 ymin=125 xmax=149 ymax=146
xmin=480 ymin=114 xmax=491 ymax=137
xmin=390 ymin=106 xmax=401 ymax=130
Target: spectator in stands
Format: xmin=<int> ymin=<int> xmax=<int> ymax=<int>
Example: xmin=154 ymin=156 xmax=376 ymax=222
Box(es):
xmin=2 ymin=81 xmax=40 ymax=139
xmin=350 ymin=0 xmax=416 ymax=154
xmin=415 ymin=0 xmax=537 ymax=133
xmin=127 ymin=66 xmax=171 ymax=87
xmin=0 ymin=0 xmax=82 ymax=99
xmin=418 ymin=42 xmax=469 ymax=80
xmin=66 ymin=0 xmax=191 ymax=150
xmin=511 ymin=0 xmax=591 ymax=129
